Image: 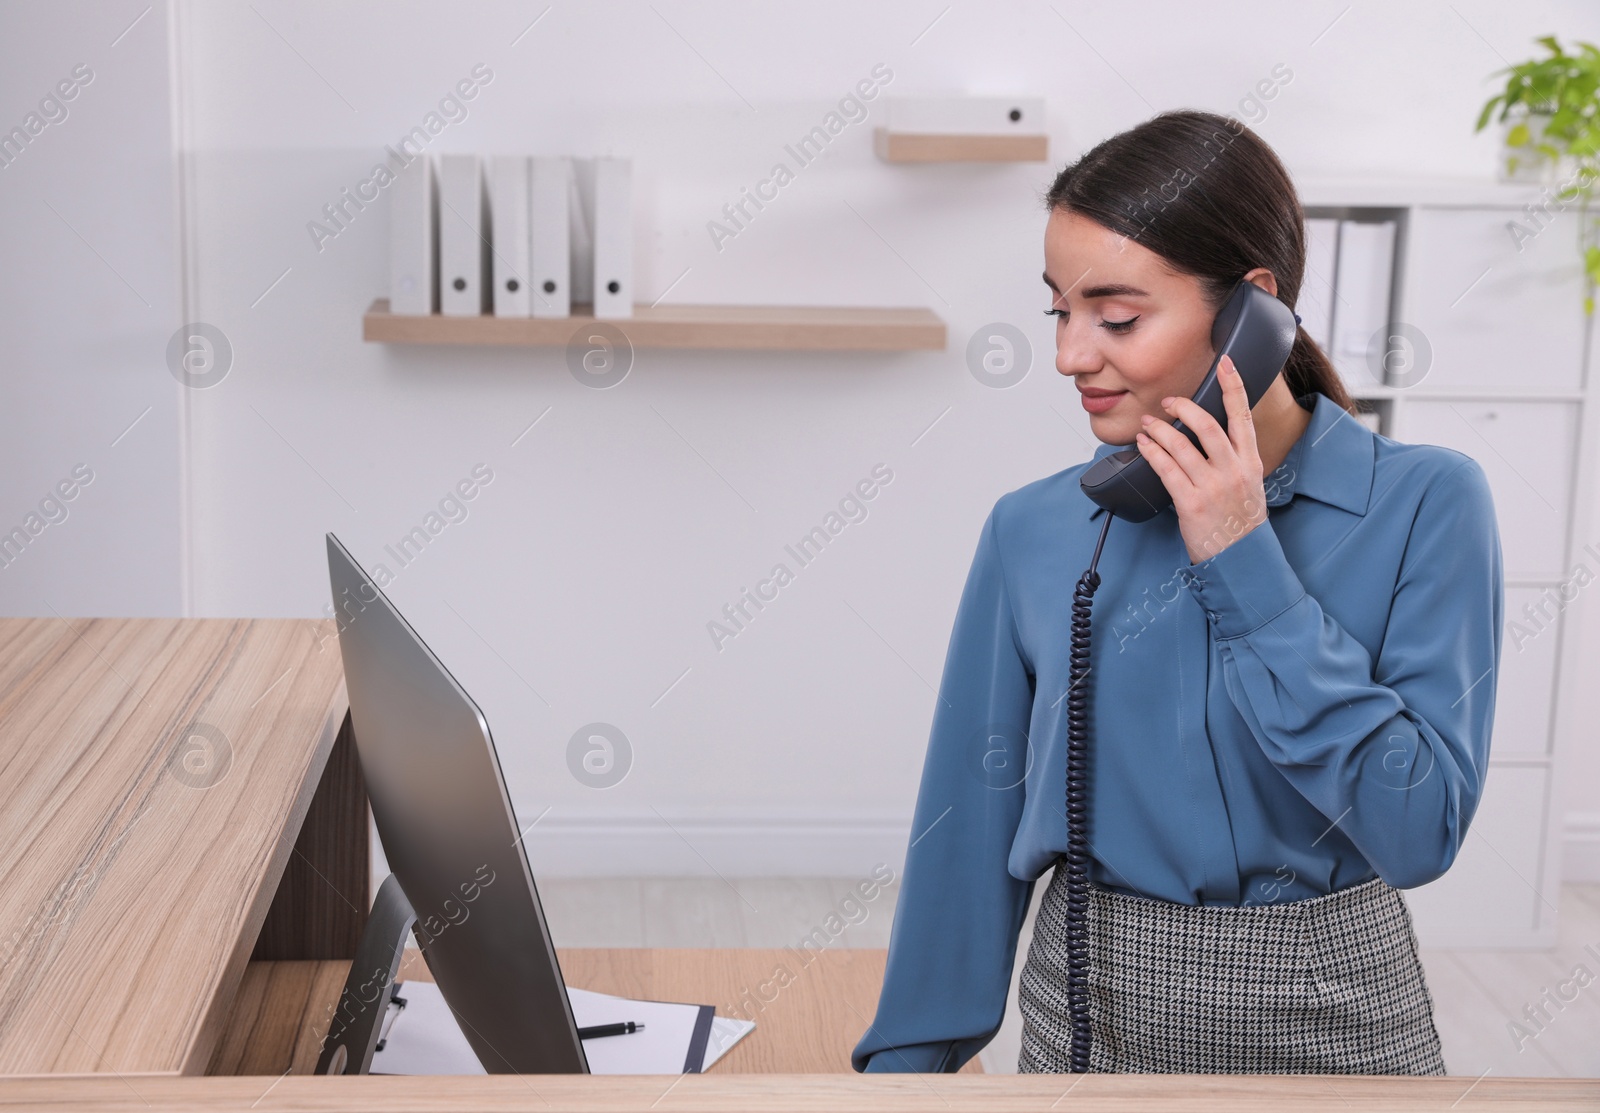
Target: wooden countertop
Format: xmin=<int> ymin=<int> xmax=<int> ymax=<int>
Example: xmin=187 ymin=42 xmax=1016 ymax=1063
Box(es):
xmin=0 ymin=618 xmax=348 ymax=1076
xmin=549 ymin=948 xmax=918 ymax=1075
xmin=0 ymin=1073 xmax=1593 ymax=1110
xmin=1 ymin=619 xmax=1592 ymax=1107
xmin=211 ymin=947 xmax=983 ymax=1076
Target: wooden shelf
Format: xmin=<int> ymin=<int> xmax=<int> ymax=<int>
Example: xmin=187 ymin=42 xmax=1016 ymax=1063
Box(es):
xmin=363 ymin=299 xmax=946 ymax=352
xmin=873 ymin=128 xmax=1048 ymax=163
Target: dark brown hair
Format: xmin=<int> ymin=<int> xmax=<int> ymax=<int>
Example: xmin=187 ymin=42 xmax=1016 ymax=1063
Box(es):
xmin=1044 ymin=110 xmax=1355 ymax=415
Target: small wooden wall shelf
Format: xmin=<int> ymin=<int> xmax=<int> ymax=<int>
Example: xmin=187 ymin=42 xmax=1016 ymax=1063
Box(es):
xmin=873 ymin=129 xmax=1049 ymax=163
xmin=363 ymin=299 xmax=946 ymax=352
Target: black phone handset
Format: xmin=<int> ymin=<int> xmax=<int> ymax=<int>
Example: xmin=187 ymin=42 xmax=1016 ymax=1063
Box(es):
xmin=1080 ymin=281 xmax=1300 ymax=523
xmin=1056 ymin=281 xmax=1298 ymax=1072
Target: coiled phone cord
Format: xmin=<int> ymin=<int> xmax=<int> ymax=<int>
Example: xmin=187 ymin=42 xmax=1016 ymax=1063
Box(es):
xmin=1063 ymin=511 xmax=1114 ymax=1073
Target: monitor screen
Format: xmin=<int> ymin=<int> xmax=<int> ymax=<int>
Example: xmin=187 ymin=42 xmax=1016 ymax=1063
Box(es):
xmin=326 ymin=532 xmax=588 ymax=1073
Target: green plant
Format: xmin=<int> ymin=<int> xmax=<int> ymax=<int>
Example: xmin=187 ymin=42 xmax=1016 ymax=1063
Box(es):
xmin=1475 ymin=35 xmax=1600 ymax=312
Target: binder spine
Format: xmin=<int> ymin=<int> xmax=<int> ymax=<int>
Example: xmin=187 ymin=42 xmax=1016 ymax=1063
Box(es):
xmin=568 ymin=157 xmax=595 ymax=309
xmin=1332 ymin=219 xmax=1397 ymax=385
xmin=440 ymin=154 xmax=486 ymax=317
xmin=388 ymin=155 xmax=437 ymax=316
xmin=530 ymin=156 xmax=572 ymax=318
xmin=592 ymin=158 xmax=632 ymax=319
xmin=490 ymin=156 xmax=531 ymax=317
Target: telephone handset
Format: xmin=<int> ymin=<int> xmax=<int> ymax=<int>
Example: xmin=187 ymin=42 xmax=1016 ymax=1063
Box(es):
xmin=1053 ymin=279 xmax=1298 ymax=1073
xmin=1079 ymin=280 xmax=1299 ymax=523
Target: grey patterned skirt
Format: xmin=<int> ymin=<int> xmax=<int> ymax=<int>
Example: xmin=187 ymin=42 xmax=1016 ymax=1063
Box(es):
xmin=1017 ymin=862 xmax=1446 ymax=1074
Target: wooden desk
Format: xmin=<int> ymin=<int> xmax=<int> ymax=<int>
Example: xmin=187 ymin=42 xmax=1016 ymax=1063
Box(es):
xmin=0 ymin=1073 xmax=1595 ymax=1110
xmin=211 ymin=947 xmax=981 ymax=1076
xmin=0 ymin=617 xmax=1593 ymax=1110
xmin=0 ymin=618 xmax=360 ymax=1076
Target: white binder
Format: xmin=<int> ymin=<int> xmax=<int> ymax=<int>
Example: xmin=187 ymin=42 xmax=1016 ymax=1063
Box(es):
xmin=1300 ymin=217 xmax=1339 ymax=352
xmin=591 ymin=158 xmax=632 ymax=318
xmin=1332 ymin=219 xmax=1396 ymax=386
xmin=567 ymin=158 xmax=595 ymax=310
xmin=389 ymin=154 xmax=436 ymax=316
xmin=440 ymin=154 xmax=488 ymax=317
xmin=490 ymin=156 xmax=531 ymax=317
xmin=530 ymin=156 xmax=572 ymax=318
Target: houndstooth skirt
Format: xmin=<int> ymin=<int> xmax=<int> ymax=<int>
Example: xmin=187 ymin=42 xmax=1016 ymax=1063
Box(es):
xmin=1017 ymin=862 xmax=1446 ymax=1074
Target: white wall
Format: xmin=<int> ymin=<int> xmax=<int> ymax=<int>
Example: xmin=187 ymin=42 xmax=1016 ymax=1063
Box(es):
xmin=0 ymin=0 xmax=181 ymax=615
xmin=5 ymin=0 xmax=1598 ymax=877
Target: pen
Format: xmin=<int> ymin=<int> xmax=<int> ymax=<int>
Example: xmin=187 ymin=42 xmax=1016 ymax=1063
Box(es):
xmin=578 ymin=1021 xmax=645 ymax=1039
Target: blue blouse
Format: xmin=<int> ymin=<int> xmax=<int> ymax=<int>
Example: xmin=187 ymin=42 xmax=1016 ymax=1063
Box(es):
xmin=851 ymin=392 xmax=1503 ymax=1074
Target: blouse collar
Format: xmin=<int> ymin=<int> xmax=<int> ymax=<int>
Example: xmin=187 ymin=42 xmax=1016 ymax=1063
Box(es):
xmin=1084 ymin=392 xmax=1375 ymax=520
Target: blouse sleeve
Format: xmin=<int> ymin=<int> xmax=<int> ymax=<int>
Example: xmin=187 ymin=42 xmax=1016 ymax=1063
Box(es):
xmin=1180 ymin=457 xmax=1504 ymax=889
xmin=850 ymin=505 xmax=1039 ymax=1073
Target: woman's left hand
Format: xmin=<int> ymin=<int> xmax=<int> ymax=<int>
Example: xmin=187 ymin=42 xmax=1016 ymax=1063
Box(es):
xmin=1134 ymin=355 xmax=1269 ymax=565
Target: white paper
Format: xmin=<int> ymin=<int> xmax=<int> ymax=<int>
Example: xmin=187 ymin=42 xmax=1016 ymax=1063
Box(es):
xmin=370 ymin=980 xmax=752 ymax=1075
xmin=702 ymin=1014 xmax=756 ymax=1070
xmin=564 ymin=986 xmax=706 ymax=1074
xmin=370 ymin=979 xmax=480 ymax=1075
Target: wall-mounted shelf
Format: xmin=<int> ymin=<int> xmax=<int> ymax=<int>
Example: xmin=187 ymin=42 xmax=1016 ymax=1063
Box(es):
xmin=874 ymin=96 xmax=1048 ymax=163
xmin=873 ymin=129 xmax=1048 ymax=163
xmin=363 ymin=299 xmax=946 ymax=352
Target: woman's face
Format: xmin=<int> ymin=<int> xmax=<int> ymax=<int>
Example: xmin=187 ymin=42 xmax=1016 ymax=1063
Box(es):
xmin=1043 ymin=206 xmax=1220 ymax=446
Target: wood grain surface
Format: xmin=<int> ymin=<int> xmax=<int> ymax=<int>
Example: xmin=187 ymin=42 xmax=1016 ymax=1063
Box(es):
xmin=363 ymin=299 xmax=948 ymax=351
xmin=0 ymin=1073 xmax=1592 ymax=1110
xmin=0 ymin=618 xmax=348 ymax=1076
xmin=250 ymin=712 xmax=369 ymax=961
xmin=872 ymin=129 xmax=1050 ymax=162
xmin=550 ymin=948 xmax=982 ymax=1075
xmin=212 ymin=948 xmax=981 ymax=1076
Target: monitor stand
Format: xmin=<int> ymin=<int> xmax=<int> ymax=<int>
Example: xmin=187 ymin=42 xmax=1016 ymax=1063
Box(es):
xmin=316 ymin=873 xmax=416 ymax=1075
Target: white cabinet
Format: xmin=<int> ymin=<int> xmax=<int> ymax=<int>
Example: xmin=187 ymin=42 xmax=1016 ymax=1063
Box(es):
xmin=1493 ymin=587 xmax=1562 ymax=758
xmin=1395 ymin=399 xmax=1578 ymax=581
xmin=1397 ymin=207 xmax=1587 ymax=395
xmin=1405 ymin=763 xmax=1552 ymax=948
xmin=1326 ymin=190 xmax=1594 ymax=949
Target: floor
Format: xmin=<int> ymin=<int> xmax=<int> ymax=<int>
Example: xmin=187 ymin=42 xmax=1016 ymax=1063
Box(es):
xmin=534 ymin=876 xmax=1600 ymax=1077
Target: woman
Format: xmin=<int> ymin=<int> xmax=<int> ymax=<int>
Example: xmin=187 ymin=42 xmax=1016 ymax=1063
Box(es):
xmin=849 ymin=110 xmax=1503 ymax=1075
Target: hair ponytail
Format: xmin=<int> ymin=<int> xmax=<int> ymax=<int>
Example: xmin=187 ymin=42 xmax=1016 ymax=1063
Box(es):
xmin=1286 ymin=326 xmax=1353 ymax=413
xmin=1046 ymin=110 xmax=1359 ymax=417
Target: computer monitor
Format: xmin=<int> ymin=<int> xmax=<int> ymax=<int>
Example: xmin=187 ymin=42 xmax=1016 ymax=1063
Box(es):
xmin=325 ymin=532 xmax=588 ymax=1074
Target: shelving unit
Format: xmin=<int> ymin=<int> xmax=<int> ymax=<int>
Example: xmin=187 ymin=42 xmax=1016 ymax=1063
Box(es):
xmin=362 ymin=299 xmax=947 ymax=352
xmin=1309 ymin=177 xmax=1597 ymax=949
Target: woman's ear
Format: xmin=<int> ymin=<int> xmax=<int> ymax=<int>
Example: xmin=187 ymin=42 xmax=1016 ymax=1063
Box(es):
xmin=1242 ymin=267 xmax=1279 ymax=299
